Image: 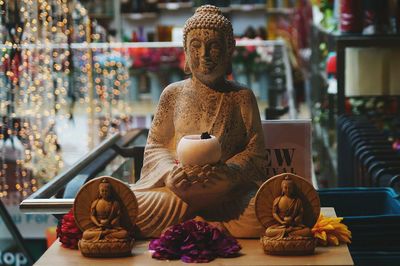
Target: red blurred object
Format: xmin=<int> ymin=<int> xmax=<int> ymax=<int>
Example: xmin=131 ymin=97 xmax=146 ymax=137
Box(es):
xmin=345 ymin=99 xmax=352 ymax=114
xmin=56 ymin=209 xmax=82 ymax=249
xmin=340 ymin=0 xmax=363 ymax=33
xmin=293 ymin=0 xmax=313 ymax=50
xmin=326 ymin=53 xmax=337 ymax=77
xmin=128 ymin=47 xmax=183 ymax=71
xmin=393 ymin=139 xmax=400 ymax=151
xmin=2 ymin=52 xmax=21 ymax=84
xmin=46 ymin=227 xmax=57 ymax=248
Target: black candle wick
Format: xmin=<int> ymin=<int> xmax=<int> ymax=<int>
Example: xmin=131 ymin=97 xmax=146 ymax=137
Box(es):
xmin=201 ymin=132 xmax=211 ymax=139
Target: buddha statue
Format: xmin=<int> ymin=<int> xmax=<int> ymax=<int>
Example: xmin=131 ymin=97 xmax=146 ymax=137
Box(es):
xmin=131 ymin=5 xmax=267 ymax=238
xmin=74 ymin=176 xmax=138 ymax=257
xmin=81 ymin=179 xmax=129 ymax=242
xmin=255 ymin=173 xmax=320 ymax=255
xmin=264 ymin=176 xmax=312 ymax=240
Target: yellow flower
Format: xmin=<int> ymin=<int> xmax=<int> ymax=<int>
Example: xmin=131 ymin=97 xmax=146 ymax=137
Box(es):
xmin=311 ymin=214 xmax=352 ymax=246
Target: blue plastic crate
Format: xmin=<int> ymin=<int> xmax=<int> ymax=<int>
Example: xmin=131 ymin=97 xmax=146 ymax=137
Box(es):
xmin=318 ymin=187 xmax=400 ymax=217
xmin=318 ymin=187 xmax=400 ymax=265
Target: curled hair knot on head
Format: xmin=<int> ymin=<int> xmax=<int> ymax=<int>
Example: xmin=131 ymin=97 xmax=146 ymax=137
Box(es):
xmin=183 ymin=5 xmax=235 ymax=54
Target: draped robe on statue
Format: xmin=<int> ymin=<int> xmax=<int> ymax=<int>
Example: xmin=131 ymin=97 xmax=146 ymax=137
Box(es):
xmin=82 ymin=199 xmax=128 ymax=241
xmin=264 ymin=195 xmax=308 ymax=240
xmin=131 ymin=79 xmax=267 ymax=238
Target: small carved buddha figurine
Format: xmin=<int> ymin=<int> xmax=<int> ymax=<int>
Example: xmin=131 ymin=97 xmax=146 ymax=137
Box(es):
xmin=74 ymin=176 xmax=138 ymax=257
xmin=255 ymin=173 xmax=320 ymax=255
xmin=82 ymin=179 xmax=128 ymax=242
xmin=265 ymin=176 xmax=312 ymax=240
xmin=131 ymin=5 xmax=267 ymax=238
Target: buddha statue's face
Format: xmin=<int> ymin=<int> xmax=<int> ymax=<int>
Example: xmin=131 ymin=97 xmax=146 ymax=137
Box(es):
xmin=186 ymin=28 xmax=229 ymax=85
xmin=99 ymin=183 xmax=111 ymax=200
xmin=282 ymin=180 xmax=294 ymax=197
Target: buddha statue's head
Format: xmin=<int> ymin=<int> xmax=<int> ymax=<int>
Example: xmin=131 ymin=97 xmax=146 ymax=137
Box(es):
xmin=98 ymin=178 xmax=112 ymax=200
xmin=183 ymin=5 xmax=235 ymax=86
xmin=281 ymin=176 xmax=296 ymax=197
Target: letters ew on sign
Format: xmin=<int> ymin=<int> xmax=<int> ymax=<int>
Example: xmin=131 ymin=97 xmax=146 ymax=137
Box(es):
xmin=262 ymin=120 xmax=311 ymax=183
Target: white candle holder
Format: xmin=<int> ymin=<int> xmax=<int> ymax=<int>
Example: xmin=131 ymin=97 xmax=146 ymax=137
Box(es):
xmin=176 ymin=134 xmax=221 ymax=166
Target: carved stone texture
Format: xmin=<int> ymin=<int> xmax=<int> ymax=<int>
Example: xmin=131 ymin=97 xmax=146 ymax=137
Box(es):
xmin=260 ymin=237 xmax=316 ymax=256
xmin=78 ymin=239 xmax=134 ymax=258
xmin=255 ymin=173 xmax=320 ymax=255
xmin=74 ymin=176 xmax=138 ymax=257
xmin=130 ymin=5 xmax=268 ymax=238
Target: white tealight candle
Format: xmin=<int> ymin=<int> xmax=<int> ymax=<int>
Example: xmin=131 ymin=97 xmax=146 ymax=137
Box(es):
xmin=176 ymin=134 xmax=221 ymax=166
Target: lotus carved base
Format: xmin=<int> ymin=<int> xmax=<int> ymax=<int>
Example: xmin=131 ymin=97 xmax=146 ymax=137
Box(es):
xmin=78 ymin=239 xmax=134 ymax=258
xmin=261 ymin=235 xmax=315 ymax=256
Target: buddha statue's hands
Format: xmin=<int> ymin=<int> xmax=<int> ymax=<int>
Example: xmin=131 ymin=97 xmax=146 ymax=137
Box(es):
xmin=99 ymin=219 xmax=111 ymax=229
xmin=165 ymin=163 xmax=239 ymax=209
xmin=181 ymin=163 xmax=238 ymax=189
xmin=165 ymin=165 xmax=190 ymax=192
xmin=283 ymin=216 xmax=294 ymax=226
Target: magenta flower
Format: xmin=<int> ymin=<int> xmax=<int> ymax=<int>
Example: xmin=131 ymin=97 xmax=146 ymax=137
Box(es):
xmin=56 ymin=209 xmax=82 ymax=249
xmin=149 ymin=220 xmax=241 ymax=263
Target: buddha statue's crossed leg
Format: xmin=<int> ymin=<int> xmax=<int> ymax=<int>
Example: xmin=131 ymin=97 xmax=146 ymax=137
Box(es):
xmin=133 ymin=186 xmax=263 ymax=238
xmin=133 ymin=187 xmax=189 ymax=238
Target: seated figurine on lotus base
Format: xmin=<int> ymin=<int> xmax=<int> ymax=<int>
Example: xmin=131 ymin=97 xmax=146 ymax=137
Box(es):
xmin=255 ymin=173 xmax=320 ymax=255
xmin=74 ymin=176 xmax=138 ymax=257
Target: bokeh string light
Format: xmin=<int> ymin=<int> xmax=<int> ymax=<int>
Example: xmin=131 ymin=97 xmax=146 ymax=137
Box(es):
xmin=16 ymin=0 xmax=68 ymax=200
xmin=0 ymin=0 xmax=132 ymax=203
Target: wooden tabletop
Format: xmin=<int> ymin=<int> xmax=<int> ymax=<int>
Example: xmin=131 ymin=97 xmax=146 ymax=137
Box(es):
xmin=35 ymin=208 xmax=354 ymax=266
